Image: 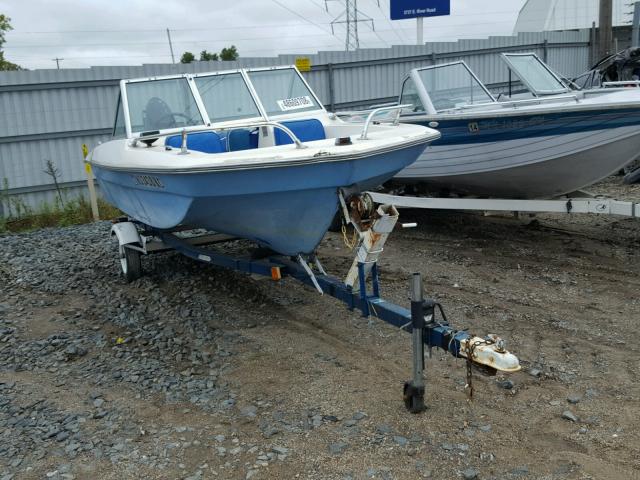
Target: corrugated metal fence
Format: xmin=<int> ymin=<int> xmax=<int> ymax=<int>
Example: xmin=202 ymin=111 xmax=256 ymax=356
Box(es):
xmin=0 ymin=29 xmax=592 ymax=214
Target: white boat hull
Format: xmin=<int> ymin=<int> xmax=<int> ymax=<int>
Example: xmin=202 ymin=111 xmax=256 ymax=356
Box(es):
xmin=396 ymin=116 xmax=640 ymax=198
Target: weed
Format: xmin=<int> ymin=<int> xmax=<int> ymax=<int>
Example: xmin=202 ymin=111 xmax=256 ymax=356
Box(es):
xmin=0 ymin=194 xmax=122 ymax=234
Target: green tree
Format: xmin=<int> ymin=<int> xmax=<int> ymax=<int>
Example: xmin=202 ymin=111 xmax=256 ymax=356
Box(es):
xmin=199 ymin=50 xmax=218 ymax=61
xmin=0 ymin=14 xmax=21 ymax=71
xmin=220 ymin=45 xmax=238 ymax=61
xmin=180 ymin=51 xmax=195 ymax=64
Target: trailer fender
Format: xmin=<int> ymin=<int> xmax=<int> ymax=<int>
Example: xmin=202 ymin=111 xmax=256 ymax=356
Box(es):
xmin=111 ymin=222 xmax=145 ymax=252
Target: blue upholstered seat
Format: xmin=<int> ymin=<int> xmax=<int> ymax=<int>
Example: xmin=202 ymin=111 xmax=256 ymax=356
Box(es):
xmin=165 ymin=131 xmax=225 ymax=154
xmin=228 ymin=129 xmax=259 ymax=152
xmin=274 ymin=119 xmax=326 ymax=146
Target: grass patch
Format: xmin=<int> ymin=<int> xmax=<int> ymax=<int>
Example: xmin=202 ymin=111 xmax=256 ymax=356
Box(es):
xmin=0 ymin=195 xmax=121 ymax=234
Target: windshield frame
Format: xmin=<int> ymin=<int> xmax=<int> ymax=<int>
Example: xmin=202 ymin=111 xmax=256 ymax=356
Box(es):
xmin=118 ymin=65 xmax=325 ymax=139
xmin=500 ymin=53 xmax=569 ymax=96
xmin=245 ymin=66 xmax=325 ymax=119
xmin=409 ymin=61 xmax=496 ymax=114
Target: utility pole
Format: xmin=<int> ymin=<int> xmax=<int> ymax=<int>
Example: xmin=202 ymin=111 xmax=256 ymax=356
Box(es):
xmin=326 ymin=0 xmax=376 ymax=51
xmin=52 ymin=58 xmax=63 ymax=69
xmin=598 ymin=0 xmax=613 ymax=59
xmin=166 ymin=28 xmax=176 ymax=64
xmin=632 ymin=2 xmax=640 ymax=47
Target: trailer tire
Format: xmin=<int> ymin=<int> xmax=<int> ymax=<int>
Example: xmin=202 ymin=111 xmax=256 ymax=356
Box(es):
xmin=119 ymin=244 xmax=142 ymax=282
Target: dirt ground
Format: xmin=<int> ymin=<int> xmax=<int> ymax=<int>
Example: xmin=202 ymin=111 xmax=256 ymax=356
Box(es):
xmin=1 ymin=178 xmax=639 ymax=480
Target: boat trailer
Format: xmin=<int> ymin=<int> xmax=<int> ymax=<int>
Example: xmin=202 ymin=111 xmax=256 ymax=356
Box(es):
xmin=366 ymin=191 xmax=640 ymax=218
xmin=111 ymin=193 xmax=520 ymax=413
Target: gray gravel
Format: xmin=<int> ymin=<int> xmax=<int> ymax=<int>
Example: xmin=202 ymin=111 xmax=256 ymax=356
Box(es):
xmin=2 ymin=188 xmax=637 ymax=480
xmin=0 ymin=223 xmax=252 ymax=476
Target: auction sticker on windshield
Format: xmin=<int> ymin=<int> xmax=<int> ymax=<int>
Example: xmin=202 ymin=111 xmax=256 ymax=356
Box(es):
xmin=277 ymin=96 xmax=313 ymax=111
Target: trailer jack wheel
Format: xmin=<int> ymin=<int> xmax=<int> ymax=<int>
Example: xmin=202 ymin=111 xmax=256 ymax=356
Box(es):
xmin=403 ymin=382 xmax=425 ymax=413
xmin=119 ymin=244 xmax=142 ymax=282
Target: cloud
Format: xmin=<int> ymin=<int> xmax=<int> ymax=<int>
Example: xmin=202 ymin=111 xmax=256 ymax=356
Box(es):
xmin=0 ymin=0 xmax=526 ymax=69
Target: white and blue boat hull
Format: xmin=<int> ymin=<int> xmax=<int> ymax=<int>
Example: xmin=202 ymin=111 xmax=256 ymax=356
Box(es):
xmin=94 ymin=142 xmax=427 ymax=256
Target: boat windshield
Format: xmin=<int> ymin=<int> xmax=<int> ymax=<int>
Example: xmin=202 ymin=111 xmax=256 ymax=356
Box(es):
xmin=247 ymin=68 xmax=322 ymax=117
xmin=121 ymin=67 xmax=323 ymax=137
xmin=416 ymin=63 xmax=494 ymax=112
xmin=125 ymin=78 xmax=204 ymax=133
xmin=501 ymin=53 xmax=569 ymax=96
xmin=194 ymin=72 xmax=261 ymax=123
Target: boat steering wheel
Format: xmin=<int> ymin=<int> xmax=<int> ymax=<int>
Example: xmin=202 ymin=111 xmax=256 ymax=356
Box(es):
xmin=143 ymin=97 xmax=196 ymax=130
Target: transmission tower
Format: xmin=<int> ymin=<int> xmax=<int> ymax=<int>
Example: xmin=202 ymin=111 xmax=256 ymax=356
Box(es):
xmin=326 ymin=0 xmax=376 ymax=51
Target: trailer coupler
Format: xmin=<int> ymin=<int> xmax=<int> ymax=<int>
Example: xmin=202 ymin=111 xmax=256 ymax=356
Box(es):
xmin=399 ymin=272 xmax=520 ymax=411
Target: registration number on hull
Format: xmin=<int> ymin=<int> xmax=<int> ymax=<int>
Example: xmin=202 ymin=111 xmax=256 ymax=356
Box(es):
xmin=133 ymin=175 xmax=164 ymax=188
xmin=468 ymin=116 xmax=546 ymax=133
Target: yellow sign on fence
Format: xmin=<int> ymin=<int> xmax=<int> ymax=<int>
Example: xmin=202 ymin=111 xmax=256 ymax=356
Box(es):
xmin=295 ymin=57 xmax=311 ymax=72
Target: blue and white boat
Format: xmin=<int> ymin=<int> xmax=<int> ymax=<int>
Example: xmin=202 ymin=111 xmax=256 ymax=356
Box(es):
xmin=88 ymin=66 xmax=439 ymax=256
xmin=359 ymin=53 xmax=640 ymax=199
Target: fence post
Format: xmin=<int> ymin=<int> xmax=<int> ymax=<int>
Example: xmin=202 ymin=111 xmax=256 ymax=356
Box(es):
xmin=327 ymin=63 xmax=335 ymax=112
xmin=633 ymin=2 xmax=640 ymax=47
xmin=82 ymin=144 xmax=100 ymax=222
xmin=590 ymin=22 xmax=597 ymax=66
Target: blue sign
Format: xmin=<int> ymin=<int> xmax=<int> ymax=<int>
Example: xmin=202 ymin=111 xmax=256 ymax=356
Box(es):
xmin=390 ymin=0 xmax=450 ymax=20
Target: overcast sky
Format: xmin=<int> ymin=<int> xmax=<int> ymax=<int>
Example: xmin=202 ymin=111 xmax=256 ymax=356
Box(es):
xmin=0 ymin=0 xmax=527 ymax=70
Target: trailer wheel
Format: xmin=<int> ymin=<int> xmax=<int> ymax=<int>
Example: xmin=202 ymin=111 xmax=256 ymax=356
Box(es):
xmin=119 ymin=244 xmax=142 ymax=282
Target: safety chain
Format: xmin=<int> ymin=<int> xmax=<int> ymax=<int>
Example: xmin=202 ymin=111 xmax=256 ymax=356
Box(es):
xmin=464 ymin=337 xmax=494 ymax=400
xmin=341 ymin=223 xmax=358 ymax=250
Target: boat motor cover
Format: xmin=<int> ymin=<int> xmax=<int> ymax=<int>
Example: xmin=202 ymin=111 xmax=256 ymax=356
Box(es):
xmin=165 ymin=131 xmax=225 ymax=154
xmin=274 ymin=119 xmax=326 ymax=145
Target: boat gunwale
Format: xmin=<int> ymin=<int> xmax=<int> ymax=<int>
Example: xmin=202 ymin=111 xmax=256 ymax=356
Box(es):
xmin=90 ymin=135 xmax=436 ymax=175
xmin=398 ymin=99 xmax=640 ymax=122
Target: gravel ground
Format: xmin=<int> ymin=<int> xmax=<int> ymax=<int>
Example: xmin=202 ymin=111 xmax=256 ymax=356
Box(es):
xmin=0 ymin=177 xmax=639 ymax=480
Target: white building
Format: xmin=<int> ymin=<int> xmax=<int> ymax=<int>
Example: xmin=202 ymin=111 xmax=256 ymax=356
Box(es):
xmin=514 ymin=0 xmax=630 ymax=33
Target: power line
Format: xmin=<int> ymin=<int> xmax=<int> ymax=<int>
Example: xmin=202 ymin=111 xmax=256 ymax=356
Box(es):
xmin=373 ymin=0 xmax=407 ymax=44
xmin=6 ymin=12 xmax=524 ymax=36
xmin=6 ymin=23 xmax=328 ymax=35
xmin=5 ymin=7 xmax=527 ymax=36
xmin=3 ymin=20 xmax=519 ymax=51
xmin=2 ymin=32 xmax=344 ymax=48
xmin=8 ymin=42 xmax=349 ymax=61
xmin=269 ymin=0 xmax=337 ymax=36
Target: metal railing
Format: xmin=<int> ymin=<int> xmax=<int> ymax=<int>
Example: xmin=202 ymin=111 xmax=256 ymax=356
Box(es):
xmin=359 ymin=104 xmax=413 ymax=140
xmin=449 ymin=93 xmax=581 ymax=112
xmin=602 ymin=81 xmax=640 ymax=88
xmin=132 ymin=121 xmax=308 ymax=151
